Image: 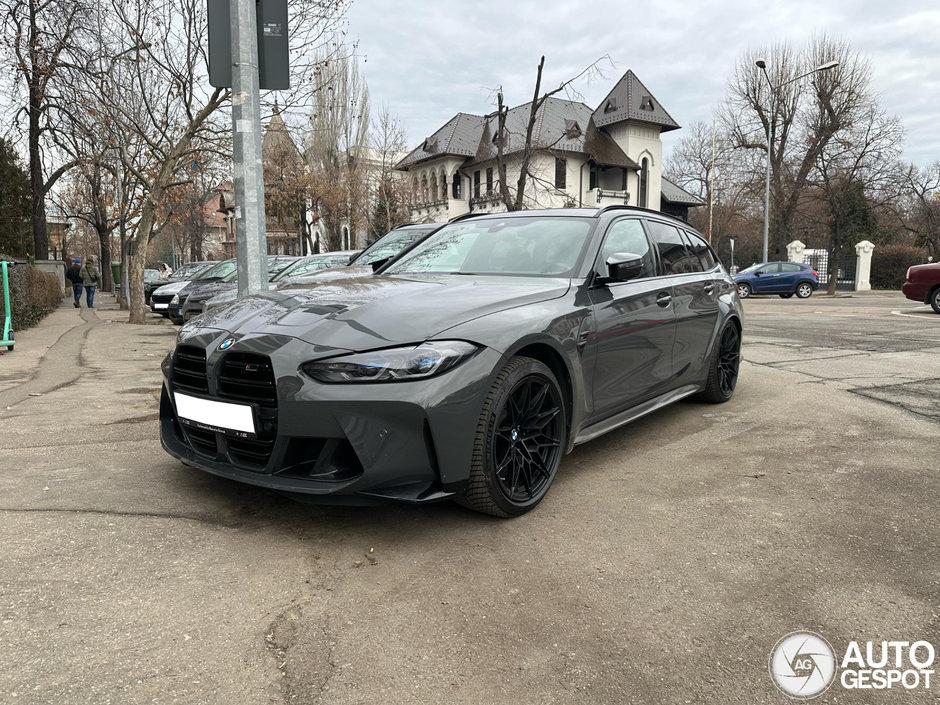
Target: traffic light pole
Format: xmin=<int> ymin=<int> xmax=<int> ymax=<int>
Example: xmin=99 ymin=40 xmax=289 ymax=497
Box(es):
xmin=231 ymin=0 xmax=268 ymax=297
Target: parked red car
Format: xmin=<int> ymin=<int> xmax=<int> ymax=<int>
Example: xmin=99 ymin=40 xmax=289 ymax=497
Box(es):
xmin=902 ymin=262 xmax=940 ymax=313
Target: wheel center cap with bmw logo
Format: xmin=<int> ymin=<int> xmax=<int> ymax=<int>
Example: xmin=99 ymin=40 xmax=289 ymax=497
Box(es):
xmin=218 ymin=337 xmax=235 ymax=351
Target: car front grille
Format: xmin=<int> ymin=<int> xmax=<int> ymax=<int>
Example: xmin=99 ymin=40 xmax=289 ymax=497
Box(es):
xmin=170 ymin=347 xmax=278 ymax=470
xmin=218 ymin=353 xmax=277 ymax=407
xmin=172 ymin=345 xmax=209 ymax=394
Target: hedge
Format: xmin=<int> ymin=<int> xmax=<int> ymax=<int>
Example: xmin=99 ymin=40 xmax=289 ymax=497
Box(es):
xmin=870 ymin=245 xmax=930 ymax=290
xmin=0 ymin=257 xmax=63 ymax=331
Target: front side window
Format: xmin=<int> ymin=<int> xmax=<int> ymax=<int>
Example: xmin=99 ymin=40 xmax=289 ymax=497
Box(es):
xmin=386 ymin=217 xmax=592 ymax=277
xmin=599 ymin=218 xmax=656 ymax=279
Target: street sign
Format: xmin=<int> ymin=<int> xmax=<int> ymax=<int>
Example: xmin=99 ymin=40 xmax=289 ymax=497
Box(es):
xmin=207 ymin=0 xmax=289 ymax=90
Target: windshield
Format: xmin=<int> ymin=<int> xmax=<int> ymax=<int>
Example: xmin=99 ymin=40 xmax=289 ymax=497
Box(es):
xmin=172 ymin=261 xmax=214 ymax=279
xmin=273 ymin=253 xmax=352 ymax=281
xmin=198 ymin=259 xmax=237 ymax=280
xmin=350 ymin=227 xmax=435 ymax=267
xmin=219 ymin=257 xmax=298 ymax=283
xmin=385 ymin=217 xmax=592 ymax=277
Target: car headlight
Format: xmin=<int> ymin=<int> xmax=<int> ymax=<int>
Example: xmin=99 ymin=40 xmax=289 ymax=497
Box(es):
xmin=302 ymin=341 xmax=480 ymax=383
xmin=171 ymin=294 xmax=180 ymax=304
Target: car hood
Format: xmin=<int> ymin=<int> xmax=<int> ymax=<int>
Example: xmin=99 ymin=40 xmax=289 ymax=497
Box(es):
xmin=276 ymin=266 xmax=373 ymax=289
xmin=186 ymin=280 xmax=235 ymax=301
xmin=183 ymin=273 xmax=571 ymax=352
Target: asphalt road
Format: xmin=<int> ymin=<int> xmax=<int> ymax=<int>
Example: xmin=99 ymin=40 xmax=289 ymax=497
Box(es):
xmin=0 ymin=291 xmax=938 ymax=704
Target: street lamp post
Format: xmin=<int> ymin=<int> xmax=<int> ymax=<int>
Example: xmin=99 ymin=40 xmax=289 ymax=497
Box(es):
xmin=728 ymin=236 xmax=736 ymax=272
xmin=755 ymin=58 xmax=838 ymax=264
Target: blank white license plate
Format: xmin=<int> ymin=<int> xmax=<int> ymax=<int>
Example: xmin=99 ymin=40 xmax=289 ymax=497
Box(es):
xmin=154 ymin=303 xmax=168 ymax=309
xmin=174 ymin=392 xmax=255 ymax=434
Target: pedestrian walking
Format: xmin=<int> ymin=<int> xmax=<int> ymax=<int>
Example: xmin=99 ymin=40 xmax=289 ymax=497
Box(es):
xmin=79 ymin=256 xmax=101 ymax=308
xmin=65 ymin=258 xmax=83 ymax=308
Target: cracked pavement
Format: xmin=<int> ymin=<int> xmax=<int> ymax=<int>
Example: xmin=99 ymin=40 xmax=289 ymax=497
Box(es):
xmin=1 ymin=290 xmax=939 ymax=704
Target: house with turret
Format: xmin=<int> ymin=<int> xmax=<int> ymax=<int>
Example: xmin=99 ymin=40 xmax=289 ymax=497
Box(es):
xmin=395 ymin=70 xmax=701 ymax=221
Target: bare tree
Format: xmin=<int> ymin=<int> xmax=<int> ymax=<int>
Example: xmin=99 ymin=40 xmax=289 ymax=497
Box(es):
xmin=304 ymin=45 xmax=370 ymax=249
xmin=367 ymin=106 xmax=410 ymax=239
xmin=900 ymin=162 xmax=940 ymax=259
xmin=724 ymin=35 xmax=873 ymax=258
xmin=0 ymin=0 xmax=89 ymax=259
xmin=808 ymin=100 xmax=904 ymax=292
xmin=492 ymin=55 xmax=611 ymax=211
xmin=664 ymin=120 xmax=756 ymax=259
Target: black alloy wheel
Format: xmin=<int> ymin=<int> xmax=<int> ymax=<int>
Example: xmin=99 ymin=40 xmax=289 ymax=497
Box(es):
xmin=930 ymin=287 xmax=940 ymax=314
xmin=795 ymin=282 xmax=814 ymax=298
xmin=698 ymin=323 xmax=741 ymax=403
xmin=737 ymin=282 xmax=752 ymax=299
xmin=460 ymin=357 xmax=566 ymax=517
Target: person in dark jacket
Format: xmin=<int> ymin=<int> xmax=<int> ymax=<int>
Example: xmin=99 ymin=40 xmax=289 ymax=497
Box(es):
xmin=65 ymin=258 xmax=83 ymax=308
xmin=79 ymin=256 xmax=101 ymax=308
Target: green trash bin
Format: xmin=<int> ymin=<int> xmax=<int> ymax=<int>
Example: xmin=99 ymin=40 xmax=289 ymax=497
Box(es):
xmin=111 ymin=262 xmax=121 ymax=293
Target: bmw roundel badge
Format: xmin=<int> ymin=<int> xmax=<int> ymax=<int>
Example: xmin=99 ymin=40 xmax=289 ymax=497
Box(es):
xmin=218 ymin=337 xmax=235 ymax=351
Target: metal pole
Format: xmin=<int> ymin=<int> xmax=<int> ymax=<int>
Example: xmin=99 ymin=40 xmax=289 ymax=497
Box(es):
xmin=231 ymin=0 xmax=268 ymax=298
xmin=762 ymin=126 xmax=770 ymax=264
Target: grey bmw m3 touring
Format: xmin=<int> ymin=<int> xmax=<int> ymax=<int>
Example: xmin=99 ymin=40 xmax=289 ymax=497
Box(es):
xmin=160 ymin=206 xmax=743 ymax=516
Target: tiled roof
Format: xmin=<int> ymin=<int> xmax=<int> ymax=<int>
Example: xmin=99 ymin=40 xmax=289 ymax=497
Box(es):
xmin=592 ymin=70 xmax=679 ymax=132
xmin=395 ymin=113 xmax=485 ymax=168
xmin=661 ymin=176 xmax=704 ymax=205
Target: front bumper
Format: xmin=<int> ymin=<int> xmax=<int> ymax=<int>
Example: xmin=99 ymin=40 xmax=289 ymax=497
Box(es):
xmin=159 ymin=331 xmax=499 ymax=503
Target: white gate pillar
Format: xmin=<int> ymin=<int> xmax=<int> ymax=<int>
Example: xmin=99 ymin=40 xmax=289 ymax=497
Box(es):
xmin=787 ymin=240 xmax=806 ymax=263
xmin=855 ymin=240 xmax=875 ymax=291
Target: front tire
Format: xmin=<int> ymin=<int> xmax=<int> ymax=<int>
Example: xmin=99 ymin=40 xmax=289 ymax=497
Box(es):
xmin=795 ymin=282 xmax=814 ymax=298
xmin=930 ymin=287 xmax=940 ymax=314
xmin=697 ymin=322 xmax=741 ymax=403
xmin=458 ymin=357 xmax=566 ymax=517
xmin=737 ymin=282 xmax=752 ymax=299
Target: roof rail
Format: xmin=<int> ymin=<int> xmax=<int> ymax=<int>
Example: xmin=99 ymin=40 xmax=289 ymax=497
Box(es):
xmin=596 ymin=204 xmax=690 ymax=225
xmin=447 ymin=212 xmax=483 ymax=223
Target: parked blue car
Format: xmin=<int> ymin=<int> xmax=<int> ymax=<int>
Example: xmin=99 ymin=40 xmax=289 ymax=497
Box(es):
xmin=733 ymin=261 xmax=819 ymax=299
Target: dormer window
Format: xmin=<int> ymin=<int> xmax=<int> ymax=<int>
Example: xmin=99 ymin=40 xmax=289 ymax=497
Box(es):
xmin=604 ymin=98 xmax=618 ymax=113
xmin=640 ymin=96 xmax=655 ymax=111
xmin=564 ymin=119 xmax=581 ymax=139
xmin=422 ymin=136 xmax=438 ymax=153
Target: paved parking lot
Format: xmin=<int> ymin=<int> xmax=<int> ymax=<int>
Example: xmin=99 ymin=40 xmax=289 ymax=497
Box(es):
xmin=0 ymin=291 xmax=938 ymax=704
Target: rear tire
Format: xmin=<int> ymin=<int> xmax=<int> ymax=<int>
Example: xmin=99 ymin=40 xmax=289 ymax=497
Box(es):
xmin=737 ymin=283 xmax=752 ymax=299
xmin=697 ymin=323 xmax=740 ymax=403
xmin=795 ymin=282 xmax=814 ymax=299
xmin=458 ymin=357 xmax=566 ymax=517
xmin=930 ymin=287 xmax=940 ymax=314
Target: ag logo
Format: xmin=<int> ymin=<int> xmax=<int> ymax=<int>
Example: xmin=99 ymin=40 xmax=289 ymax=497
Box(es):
xmin=218 ymin=337 xmax=235 ymax=351
xmin=769 ymin=631 xmax=837 ymax=699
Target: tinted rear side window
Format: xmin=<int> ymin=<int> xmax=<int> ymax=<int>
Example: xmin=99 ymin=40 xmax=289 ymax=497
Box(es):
xmin=646 ymin=220 xmax=700 ymax=274
xmin=683 ymin=230 xmax=717 ymax=270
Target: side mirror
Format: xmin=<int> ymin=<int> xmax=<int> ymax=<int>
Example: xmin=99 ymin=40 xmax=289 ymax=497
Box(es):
xmin=753 ymin=270 xmax=762 ymax=276
xmin=602 ymin=253 xmax=645 ymax=283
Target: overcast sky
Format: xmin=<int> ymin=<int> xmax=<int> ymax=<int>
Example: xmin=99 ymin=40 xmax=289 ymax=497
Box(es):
xmin=345 ymin=0 xmax=939 ymax=168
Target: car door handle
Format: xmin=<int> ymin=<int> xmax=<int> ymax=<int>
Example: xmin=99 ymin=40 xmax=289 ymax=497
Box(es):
xmin=656 ymin=292 xmax=672 ymax=308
